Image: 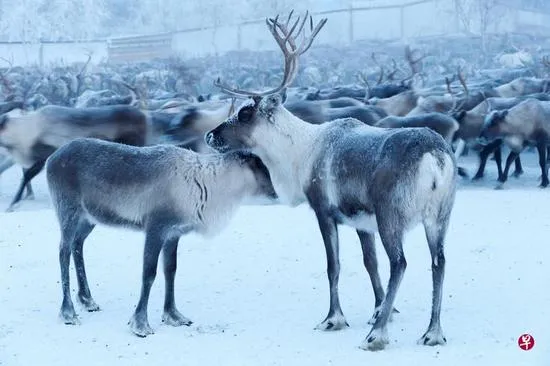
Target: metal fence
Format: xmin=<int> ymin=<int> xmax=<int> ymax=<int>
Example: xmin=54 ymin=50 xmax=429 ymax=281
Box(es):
xmin=0 ymin=0 xmax=549 ymax=66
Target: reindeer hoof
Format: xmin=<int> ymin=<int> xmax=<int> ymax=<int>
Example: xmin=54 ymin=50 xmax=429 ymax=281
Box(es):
xmin=128 ymin=315 xmax=154 ymax=337
xmin=512 ymin=170 xmax=524 ymax=178
xmin=59 ymin=309 xmax=80 ymax=325
xmin=360 ymin=328 xmax=390 ymax=351
xmin=162 ymin=309 xmax=193 ymax=327
xmin=418 ymin=327 xmax=447 ymax=346
xmin=315 ymin=313 xmax=349 ymax=331
xmin=78 ymin=295 xmax=101 ymax=312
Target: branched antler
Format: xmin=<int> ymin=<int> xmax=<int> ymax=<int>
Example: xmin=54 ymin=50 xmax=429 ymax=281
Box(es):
xmin=356 ymin=71 xmax=372 ymax=100
xmin=75 ymin=51 xmax=93 ymax=97
xmin=0 ymin=56 xmax=14 ymax=97
xmin=403 ymin=45 xmax=427 ymax=82
xmin=371 ymin=53 xmax=384 ymax=85
xmin=386 ymin=59 xmax=400 ymax=81
xmin=214 ymin=10 xmax=327 ymax=98
xmin=448 ymin=66 xmax=469 ymax=113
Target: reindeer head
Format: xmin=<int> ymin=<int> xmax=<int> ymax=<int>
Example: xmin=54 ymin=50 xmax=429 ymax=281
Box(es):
xmin=206 ymin=93 xmax=291 ymax=152
xmin=205 ymin=10 xmax=326 ymax=154
xmin=480 ymin=109 xmax=509 ymax=141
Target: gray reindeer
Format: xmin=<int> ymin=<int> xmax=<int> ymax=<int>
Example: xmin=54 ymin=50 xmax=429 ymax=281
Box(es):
xmin=46 ymin=138 xmax=276 ymax=337
xmin=206 ymin=11 xmax=457 ymax=351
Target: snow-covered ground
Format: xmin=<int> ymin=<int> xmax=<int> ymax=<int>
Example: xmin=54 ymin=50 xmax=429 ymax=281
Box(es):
xmin=0 ymin=153 xmax=548 ymax=366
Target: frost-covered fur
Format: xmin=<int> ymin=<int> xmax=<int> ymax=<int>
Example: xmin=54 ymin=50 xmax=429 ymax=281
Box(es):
xmin=206 ymin=94 xmax=457 ymax=351
xmin=375 ymin=112 xmax=458 ymax=143
xmin=46 ymin=138 xmax=276 ymax=337
xmin=368 ymin=90 xmax=418 ymax=116
xmin=494 ymin=77 xmax=550 ymax=98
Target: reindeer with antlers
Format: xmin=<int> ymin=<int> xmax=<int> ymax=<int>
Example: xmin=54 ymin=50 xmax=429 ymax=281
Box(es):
xmin=206 ymin=11 xmax=457 ymax=351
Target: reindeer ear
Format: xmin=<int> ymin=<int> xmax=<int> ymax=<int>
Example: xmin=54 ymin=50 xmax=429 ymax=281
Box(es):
xmin=263 ymin=93 xmax=283 ymax=111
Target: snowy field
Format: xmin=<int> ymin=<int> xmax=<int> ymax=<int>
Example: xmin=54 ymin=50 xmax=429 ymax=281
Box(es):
xmin=0 ymin=152 xmax=548 ymax=366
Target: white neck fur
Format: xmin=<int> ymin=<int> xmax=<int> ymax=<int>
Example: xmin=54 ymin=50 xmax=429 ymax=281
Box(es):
xmin=250 ymin=107 xmax=322 ymax=206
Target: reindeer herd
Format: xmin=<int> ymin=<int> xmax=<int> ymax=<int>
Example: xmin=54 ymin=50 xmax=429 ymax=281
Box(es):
xmin=0 ymin=10 xmax=547 ymax=352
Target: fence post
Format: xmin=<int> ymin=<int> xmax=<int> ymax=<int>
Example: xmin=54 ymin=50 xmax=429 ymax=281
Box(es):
xmin=237 ymin=24 xmax=242 ymax=50
xmin=348 ymin=5 xmax=354 ymax=43
xmin=38 ymin=43 xmax=44 ymax=67
xmin=400 ymin=5 xmax=405 ymax=40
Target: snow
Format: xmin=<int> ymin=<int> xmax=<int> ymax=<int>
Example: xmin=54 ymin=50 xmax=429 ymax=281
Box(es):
xmin=0 ymin=153 xmax=549 ymax=366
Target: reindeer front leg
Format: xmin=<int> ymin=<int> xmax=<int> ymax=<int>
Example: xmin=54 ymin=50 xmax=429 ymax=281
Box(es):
xmin=312 ymin=208 xmax=349 ymax=331
xmin=536 ymin=143 xmax=549 ymax=188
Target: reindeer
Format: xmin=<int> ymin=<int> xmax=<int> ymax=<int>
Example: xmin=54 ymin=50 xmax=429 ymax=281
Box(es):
xmin=494 ymin=77 xmax=550 ymax=97
xmin=46 ymin=137 xmax=276 ymax=336
xmin=357 ymin=53 xmax=411 ymax=100
xmin=0 ymin=104 xmax=153 ymax=211
xmin=166 ymin=94 xmax=387 ymax=153
xmin=480 ymin=98 xmax=550 ymax=189
xmin=206 ymin=11 xmax=457 ymax=351
xmin=453 ymin=94 xmax=550 ymax=181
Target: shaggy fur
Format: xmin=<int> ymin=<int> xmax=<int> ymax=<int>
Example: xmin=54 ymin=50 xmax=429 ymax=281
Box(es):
xmin=46 ymin=138 xmax=277 ymax=337
xmin=206 ymin=94 xmax=457 ymax=351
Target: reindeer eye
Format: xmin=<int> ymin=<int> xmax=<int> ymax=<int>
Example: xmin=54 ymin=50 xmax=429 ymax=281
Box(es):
xmin=238 ymin=106 xmax=255 ymax=123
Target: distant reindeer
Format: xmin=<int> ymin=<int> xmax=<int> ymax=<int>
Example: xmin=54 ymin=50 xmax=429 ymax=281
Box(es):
xmin=481 ymin=98 xmax=550 ymax=188
xmin=0 ymin=104 xmax=153 ymax=211
xmin=206 ymin=11 xmax=457 ymax=351
xmin=46 ymin=138 xmax=277 ymax=336
xmin=453 ymin=94 xmax=550 ymax=181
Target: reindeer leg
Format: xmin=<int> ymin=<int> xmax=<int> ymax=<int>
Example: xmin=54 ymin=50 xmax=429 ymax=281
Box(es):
xmin=536 ymin=143 xmax=549 ymax=188
xmin=6 ymin=160 xmax=46 ymax=212
xmin=128 ymin=225 xmax=166 ymax=337
xmin=161 ymin=236 xmax=193 ymax=327
xmin=361 ymin=217 xmax=406 ymax=351
xmin=493 ymin=145 xmax=503 ymax=180
xmin=495 ymin=151 xmax=519 ymax=190
xmin=357 ymin=230 xmax=399 ymax=325
xmin=23 ymin=181 xmax=35 ymax=200
xmin=72 ymin=220 xmax=99 ymax=312
xmin=418 ymin=209 xmax=452 ymax=347
xmin=313 ymin=210 xmax=349 ymax=331
xmin=472 ymin=140 xmax=500 ymax=180
xmin=59 ymin=207 xmax=88 ymax=325
xmin=512 ymin=155 xmax=524 ymax=178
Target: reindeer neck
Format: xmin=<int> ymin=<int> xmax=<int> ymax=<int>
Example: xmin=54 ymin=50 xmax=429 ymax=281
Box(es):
xmin=254 ymin=109 xmax=321 ymax=206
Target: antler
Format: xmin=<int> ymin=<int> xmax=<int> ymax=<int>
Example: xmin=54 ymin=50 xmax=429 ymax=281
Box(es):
xmin=214 ymin=10 xmax=327 ymax=98
xmin=445 ymin=74 xmax=456 ymax=95
xmin=356 ymin=71 xmax=372 ymax=100
xmin=457 ymin=67 xmax=469 ymax=96
xmin=370 ymin=53 xmax=384 ymax=85
xmin=386 ymin=59 xmax=400 ymax=81
xmin=403 ymin=45 xmax=426 ymax=82
xmin=448 ymin=66 xmax=469 ymax=113
xmin=0 ymin=56 xmax=14 ymax=97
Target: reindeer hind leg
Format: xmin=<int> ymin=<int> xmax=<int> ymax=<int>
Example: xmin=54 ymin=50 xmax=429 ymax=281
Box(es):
xmin=361 ymin=212 xmax=406 ymax=351
xmin=72 ymin=219 xmax=99 ymax=312
xmin=418 ymin=206 xmax=451 ymax=347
